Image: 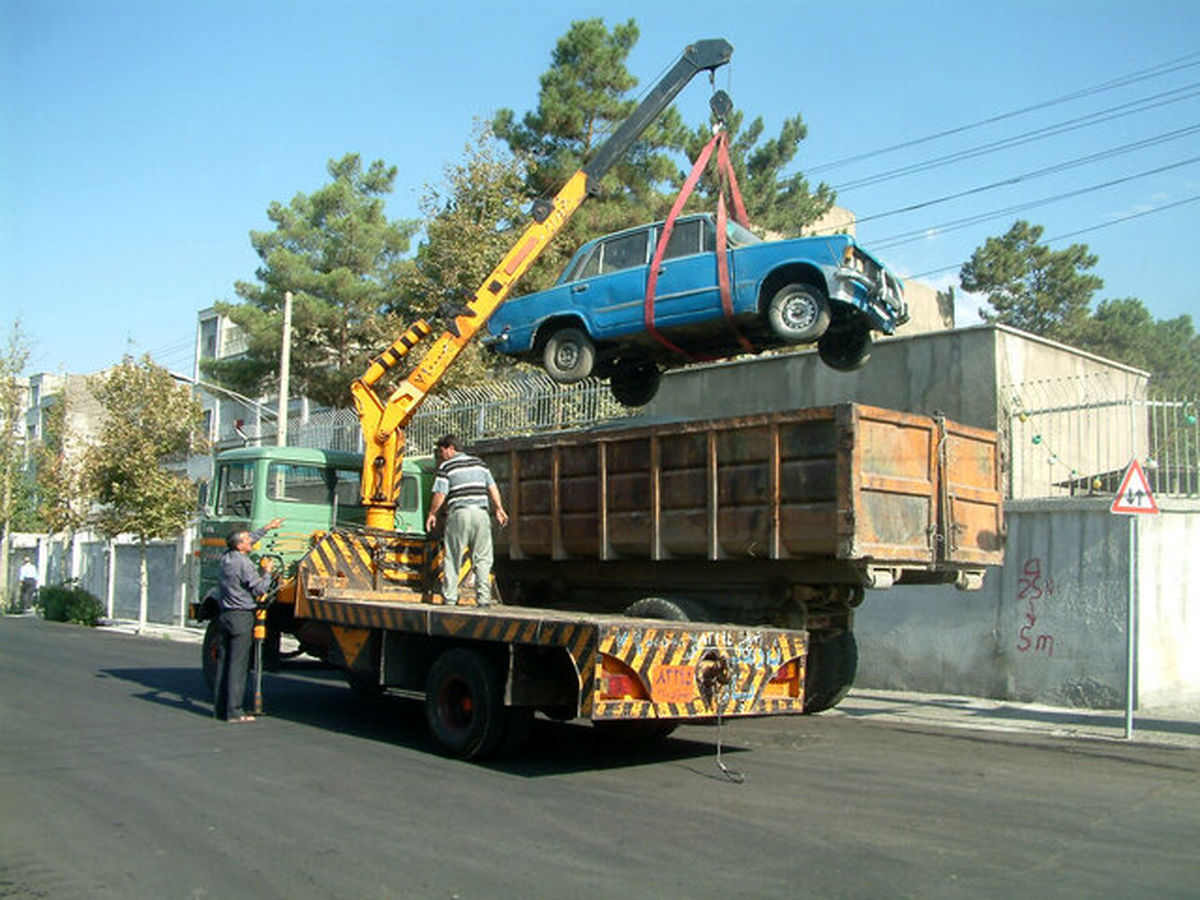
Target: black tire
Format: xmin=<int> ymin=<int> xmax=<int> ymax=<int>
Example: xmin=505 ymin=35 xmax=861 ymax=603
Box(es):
xmin=818 ymin=326 xmax=873 ymax=371
xmin=543 ymin=326 xmax=596 ymax=383
xmin=609 ymin=360 xmax=661 ymax=407
xmin=202 ymin=618 xmax=220 ymax=692
xmin=803 ymin=630 xmax=858 ymax=713
xmin=623 ymin=596 xmax=709 ymax=623
xmin=766 ymin=283 xmax=831 ymax=344
xmin=424 ymin=648 xmax=509 ymax=759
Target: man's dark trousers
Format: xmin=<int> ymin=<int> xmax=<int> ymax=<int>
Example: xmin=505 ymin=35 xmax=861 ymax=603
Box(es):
xmin=213 ymin=608 xmax=255 ymax=719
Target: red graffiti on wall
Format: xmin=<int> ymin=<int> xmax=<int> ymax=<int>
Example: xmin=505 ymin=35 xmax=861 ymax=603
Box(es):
xmin=1016 ymin=558 xmax=1055 ymax=657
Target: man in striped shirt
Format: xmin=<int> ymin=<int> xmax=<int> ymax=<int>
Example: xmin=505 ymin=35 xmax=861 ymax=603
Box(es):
xmin=424 ymin=434 xmax=509 ymax=606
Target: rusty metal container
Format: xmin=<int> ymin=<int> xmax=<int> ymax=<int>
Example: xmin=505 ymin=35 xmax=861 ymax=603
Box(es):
xmin=478 ymin=403 xmax=1003 ymax=588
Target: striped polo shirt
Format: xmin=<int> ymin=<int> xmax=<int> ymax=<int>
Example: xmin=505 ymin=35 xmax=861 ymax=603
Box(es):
xmin=433 ymin=452 xmax=495 ymax=511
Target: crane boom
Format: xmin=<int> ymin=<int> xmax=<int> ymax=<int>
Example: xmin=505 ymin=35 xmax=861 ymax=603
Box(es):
xmin=353 ymin=39 xmax=733 ymax=529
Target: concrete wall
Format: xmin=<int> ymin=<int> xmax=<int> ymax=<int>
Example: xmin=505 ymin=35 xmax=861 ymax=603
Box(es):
xmin=854 ymin=499 xmax=1200 ymax=709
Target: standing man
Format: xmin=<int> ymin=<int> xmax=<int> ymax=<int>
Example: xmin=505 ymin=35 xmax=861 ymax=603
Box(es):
xmin=213 ymin=517 xmax=283 ymax=722
xmin=424 ymin=434 xmax=508 ymax=607
xmin=18 ymin=556 xmax=38 ymax=612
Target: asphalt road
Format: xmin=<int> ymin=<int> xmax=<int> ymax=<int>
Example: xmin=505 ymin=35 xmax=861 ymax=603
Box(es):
xmin=1 ymin=616 xmax=1197 ymax=900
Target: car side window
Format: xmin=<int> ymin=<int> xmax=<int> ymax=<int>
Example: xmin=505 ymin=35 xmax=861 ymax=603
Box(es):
xmin=599 ymin=231 xmax=649 ymax=274
xmin=659 ymin=219 xmax=705 ymax=260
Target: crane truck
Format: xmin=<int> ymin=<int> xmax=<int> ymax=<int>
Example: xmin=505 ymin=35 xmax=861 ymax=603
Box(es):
xmin=195 ymin=39 xmax=822 ymax=759
xmin=192 ymin=39 xmax=1005 ymax=759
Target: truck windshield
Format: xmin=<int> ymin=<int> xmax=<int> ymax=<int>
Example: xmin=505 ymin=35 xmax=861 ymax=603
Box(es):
xmin=267 ymin=462 xmax=363 ymax=510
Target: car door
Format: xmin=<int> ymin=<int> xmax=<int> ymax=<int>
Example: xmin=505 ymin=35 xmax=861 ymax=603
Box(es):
xmin=650 ymin=217 xmax=724 ymax=327
xmin=571 ymin=228 xmax=651 ymax=338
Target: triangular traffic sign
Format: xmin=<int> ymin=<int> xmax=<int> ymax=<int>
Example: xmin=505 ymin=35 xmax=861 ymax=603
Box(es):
xmin=1110 ymin=459 xmax=1159 ymax=515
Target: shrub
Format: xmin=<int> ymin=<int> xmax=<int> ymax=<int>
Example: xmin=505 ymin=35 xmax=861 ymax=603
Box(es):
xmin=39 ymin=584 xmax=106 ymax=627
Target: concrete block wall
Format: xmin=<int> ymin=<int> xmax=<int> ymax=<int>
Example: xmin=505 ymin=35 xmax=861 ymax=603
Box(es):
xmin=855 ymin=500 xmax=1200 ymax=709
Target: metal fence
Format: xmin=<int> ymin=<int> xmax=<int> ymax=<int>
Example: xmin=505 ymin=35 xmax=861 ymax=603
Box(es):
xmin=1003 ymin=376 xmax=1197 ymax=499
xmin=279 ymin=374 xmax=628 ymax=457
xmin=278 ymin=373 xmax=1197 ymax=501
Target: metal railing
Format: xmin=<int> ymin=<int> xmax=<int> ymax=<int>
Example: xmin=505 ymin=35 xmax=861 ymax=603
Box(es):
xmin=1004 ymin=377 xmax=1197 ymax=499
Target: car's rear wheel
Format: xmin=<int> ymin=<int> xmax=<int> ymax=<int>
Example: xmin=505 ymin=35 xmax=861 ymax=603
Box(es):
xmin=818 ymin=326 xmax=872 ymax=371
xmin=609 ymin=360 xmax=661 ymax=407
xmin=543 ymin=326 xmax=596 ymax=383
xmin=767 ymin=283 xmax=831 ymax=344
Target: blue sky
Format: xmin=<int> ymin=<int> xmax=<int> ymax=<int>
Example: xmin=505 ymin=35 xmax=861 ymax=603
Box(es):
xmin=3 ymin=0 xmax=1198 ymax=377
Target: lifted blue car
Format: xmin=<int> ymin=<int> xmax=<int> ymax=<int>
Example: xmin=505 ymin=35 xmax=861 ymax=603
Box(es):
xmin=485 ymin=213 xmax=907 ymax=406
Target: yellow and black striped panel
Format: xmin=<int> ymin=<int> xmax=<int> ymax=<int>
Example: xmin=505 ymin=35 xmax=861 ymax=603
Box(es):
xmin=593 ymin=626 xmax=807 ymax=720
xmin=300 ymin=529 xmax=431 ymax=593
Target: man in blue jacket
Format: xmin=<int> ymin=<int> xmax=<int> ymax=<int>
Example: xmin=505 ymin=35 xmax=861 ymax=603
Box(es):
xmin=213 ymin=518 xmax=283 ymax=722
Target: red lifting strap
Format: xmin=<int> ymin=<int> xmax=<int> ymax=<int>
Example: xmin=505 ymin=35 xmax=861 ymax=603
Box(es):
xmin=644 ymin=130 xmax=755 ymax=360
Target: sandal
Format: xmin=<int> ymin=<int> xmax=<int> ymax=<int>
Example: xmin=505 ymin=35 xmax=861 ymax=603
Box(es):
xmin=229 ymin=715 xmax=256 ymax=723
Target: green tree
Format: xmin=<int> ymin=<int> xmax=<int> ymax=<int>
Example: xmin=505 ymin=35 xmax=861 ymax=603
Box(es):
xmin=0 ymin=319 xmax=32 ymax=611
xmin=86 ymin=357 xmax=207 ymax=629
xmin=494 ymin=18 xmax=835 ymax=289
xmin=204 ymin=154 xmax=419 ymax=409
xmin=33 ymin=390 xmax=89 ymax=539
xmin=960 ymin=220 xmax=1103 ymax=341
xmin=1079 ymin=299 xmax=1200 ymax=395
xmin=397 ymin=122 xmax=525 ymax=390
xmin=681 ymin=109 xmax=834 ymax=237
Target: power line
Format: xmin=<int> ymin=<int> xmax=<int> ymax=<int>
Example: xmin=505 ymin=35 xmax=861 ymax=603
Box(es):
xmin=834 ymin=83 xmax=1200 ymax=192
xmin=870 ymin=155 xmax=1200 ymax=252
xmin=908 ymin=194 xmax=1200 ymax=281
xmin=850 ymin=123 xmax=1200 ymax=226
xmin=807 ymin=50 xmax=1200 ymax=175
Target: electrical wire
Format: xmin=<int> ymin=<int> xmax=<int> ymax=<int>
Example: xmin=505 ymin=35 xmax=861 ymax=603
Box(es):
xmin=807 ymin=50 xmax=1200 ymax=175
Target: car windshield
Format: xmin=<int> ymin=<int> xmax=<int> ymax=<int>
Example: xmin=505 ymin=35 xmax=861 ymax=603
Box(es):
xmin=726 ymin=221 xmax=761 ymax=247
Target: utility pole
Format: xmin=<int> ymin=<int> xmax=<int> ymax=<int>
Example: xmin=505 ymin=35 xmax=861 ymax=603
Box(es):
xmin=277 ymin=291 xmax=293 ymax=447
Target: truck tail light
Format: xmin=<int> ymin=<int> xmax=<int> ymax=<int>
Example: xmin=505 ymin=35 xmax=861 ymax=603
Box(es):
xmin=599 ymin=657 xmax=649 ymax=701
xmin=762 ymin=660 xmax=802 ymax=698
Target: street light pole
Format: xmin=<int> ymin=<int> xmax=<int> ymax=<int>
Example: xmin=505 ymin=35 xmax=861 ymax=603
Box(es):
xmin=277 ymin=291 xmax=293 ymax=447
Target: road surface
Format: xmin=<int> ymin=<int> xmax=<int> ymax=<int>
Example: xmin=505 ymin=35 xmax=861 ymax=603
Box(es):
xmin=1 ymin=616 xmax=1196 ymax=899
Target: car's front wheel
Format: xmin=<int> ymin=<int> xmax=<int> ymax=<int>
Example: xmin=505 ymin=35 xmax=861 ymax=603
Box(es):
xmin=542 ymin=326 xmax=596 ymax=383
xmin=766 ymin=283 xmax=831 ymax=344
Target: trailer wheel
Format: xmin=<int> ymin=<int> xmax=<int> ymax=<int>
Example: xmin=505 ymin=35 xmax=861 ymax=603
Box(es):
xmin=623 ymin=596 xmax=709 ymax=623
xmin=425 ymin=648 xmax=509 ymax=760
xmin=803 ymin=630 xmax=858 ymax=713
xmin=202 ymin=618 xmax=220 ymax=691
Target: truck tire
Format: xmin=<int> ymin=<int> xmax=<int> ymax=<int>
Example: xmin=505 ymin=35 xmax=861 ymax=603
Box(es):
xmin=609 ymin=360 xmax=661 ymax=407
xmin=623 ymin=596 xmax=709 ymax=623
xmin=424 ymin=647 xmax=510 ymax=760
xmin=817 ymin=325 xmax=872 ymax=371
xmin=202 ymin=618 xmax=220 ymax=691
xmin=803 ymin=630 xmax=858 ymax=713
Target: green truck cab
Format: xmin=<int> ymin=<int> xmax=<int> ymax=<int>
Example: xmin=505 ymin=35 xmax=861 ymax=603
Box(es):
xmin=196 ymin=446 xmax=435 ymax=612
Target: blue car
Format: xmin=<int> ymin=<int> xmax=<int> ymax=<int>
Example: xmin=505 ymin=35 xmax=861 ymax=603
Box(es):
xmin=485 ymin=213 xmax=907 ymax=406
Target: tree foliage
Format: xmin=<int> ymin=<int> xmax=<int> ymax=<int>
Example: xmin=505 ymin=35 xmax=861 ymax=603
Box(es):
xmin=961 ymin=220 xmax=1199 ymax=395
xmin=494 ymin=18 xmax=834 ymax=290
xmin=33 ymin=390 xmax=88 ymax=536
xmin=85 ymin=356 xmax=207 ymax=541
xmin=204 ymin=154 xmax=419 ymax=409
xmin=397 ymin=122 xmax=525 ymax=390
xmin=961 ymin=220 xmax=1103 ymax=342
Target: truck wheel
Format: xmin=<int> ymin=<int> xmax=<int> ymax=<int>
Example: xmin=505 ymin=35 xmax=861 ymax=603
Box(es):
xmin=803 ymin=630 xmax=858 ymax=713
xmin=543 ymin=326 xmax=596 ymax=383
xmin=424 ymin=648 xmax=509 ymax=759
xmin=623 ymin=596 xmax=709 ymax=622
xmin=766 ymin=283 xmax=830 ymax=344
xmin=202 ymin=618 xmax=220 ymax=691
